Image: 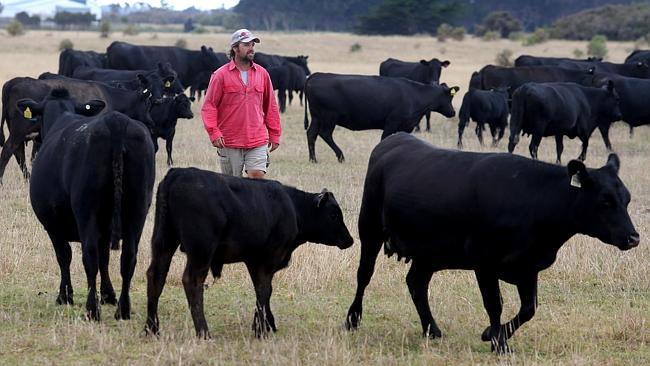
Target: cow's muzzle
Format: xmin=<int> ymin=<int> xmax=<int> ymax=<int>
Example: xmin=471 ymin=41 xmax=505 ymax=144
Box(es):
xmin=619 ymin=232 xmax=640 ymax=250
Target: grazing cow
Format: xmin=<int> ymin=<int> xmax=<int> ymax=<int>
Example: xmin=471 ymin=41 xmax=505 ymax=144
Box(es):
xmin=379 ymin=57 xmax=451 ymax=131
xmin=514 ymin=55 xmax=601 ymax=67
xmin=345 ymin=132 xmax=639 ymax=353
xmin=144 ymin=168 xmax=353 ymax=338
xmin=0 ymin=77 xmax=153 ymax=183
xmin=149 ymin=93 xmax=194 ymax=167
xmin=624 ymin=49 xmax=650 ymax=65
xmin=457 ymin=88 xmax=509 ymax=149
xmin=267 ymin=64 xmax=290 ymax=113
xmin=18 ymin=88 xmax=155 ymax=321
xmin=71 ymin=62 xmax=184 ymax=98
xmin=58 ymin=49 xmax=108 ymax=77
xmin=304 ymin=72 xmax=459 ymax=163
xmin=508 ymin=81 xmax=622 ymax=163
xmin=106 ymin=41 xmax=227 ymax=88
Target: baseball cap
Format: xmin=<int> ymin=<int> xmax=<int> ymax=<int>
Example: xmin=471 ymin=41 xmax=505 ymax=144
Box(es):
xmin=230 ymin=29 xmax=260 ymax=46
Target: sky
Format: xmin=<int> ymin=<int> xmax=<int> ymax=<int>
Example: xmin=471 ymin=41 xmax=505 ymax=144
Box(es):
xmin=95 ymin=1 xmax=240 ymax=11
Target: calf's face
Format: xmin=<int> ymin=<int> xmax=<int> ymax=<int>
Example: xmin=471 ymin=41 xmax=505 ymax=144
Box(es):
xmin=569 ymin=154 xmax=640 ymax=250
xmin=599 ymin=80 xmax=623 ymax=122
xmin=310 ymin=190 xmax=354 ymax=249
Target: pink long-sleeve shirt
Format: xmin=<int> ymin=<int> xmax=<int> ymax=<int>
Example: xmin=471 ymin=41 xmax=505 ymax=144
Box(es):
xmin=201 ymin=60 xmax=281 ymax=148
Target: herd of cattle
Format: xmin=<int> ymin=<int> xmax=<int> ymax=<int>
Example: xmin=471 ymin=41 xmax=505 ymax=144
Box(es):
xmin=0 ymin=40 xmax=644 ymax=354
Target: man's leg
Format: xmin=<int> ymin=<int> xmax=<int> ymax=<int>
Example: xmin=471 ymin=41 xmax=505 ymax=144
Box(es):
xmin=218 ymin=148 xmax=244 ymax=177
xmin=244 ymin=145 xmax=269 ymax=179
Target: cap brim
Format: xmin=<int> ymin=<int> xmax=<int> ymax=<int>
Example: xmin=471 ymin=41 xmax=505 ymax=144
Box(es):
xmin=240 ymin=37 xmax=260 ymax=43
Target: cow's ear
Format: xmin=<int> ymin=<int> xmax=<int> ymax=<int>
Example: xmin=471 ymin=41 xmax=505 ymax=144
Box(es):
xmin=605 ymin=153 xmax=620 ymax=174
xmin=449 ymin=86 xmax=460 ymax=97
xmin=16 ymin=98 xmax=42 ymax=120
xmin=567 ymin=160 xmax=590 ymax=188
xmin=74 ymin=100 xmax=105 ymax=116
xmin=136 ymin=73 xmax=149 ymax=87
xmin=442 ymin=60 xmax=450 ymax=67
xmin=315 ymin=188 xmax=332 ymax=208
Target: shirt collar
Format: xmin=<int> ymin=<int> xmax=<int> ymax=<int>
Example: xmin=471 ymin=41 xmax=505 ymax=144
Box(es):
xmin=228 ymin=59 xmax=257 ymax=71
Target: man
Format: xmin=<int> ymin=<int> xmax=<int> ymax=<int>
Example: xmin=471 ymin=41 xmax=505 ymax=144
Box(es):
xmin=201 ymin=29 xmax=281 ymax=178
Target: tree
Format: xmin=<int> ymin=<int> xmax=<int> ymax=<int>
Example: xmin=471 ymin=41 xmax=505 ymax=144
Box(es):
xmin=356 ymin=0 xmax=464 ymax=35
xmin=15 ymin=11 xmax=41 ymax=28
xmin=482 ymin=11 xmax=523 ymax=38
xmin=53 ymin=12 xmax=96 ymax=30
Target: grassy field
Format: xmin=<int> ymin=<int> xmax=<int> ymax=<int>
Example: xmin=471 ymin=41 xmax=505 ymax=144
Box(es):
xmin=0 ymin=30 xmax=648 ymax=365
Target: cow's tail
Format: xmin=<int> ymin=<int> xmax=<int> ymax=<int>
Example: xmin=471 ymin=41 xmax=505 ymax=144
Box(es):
xmin=458 ymin=91 xmax=471 ymax=128
xmin=108 ymin=117 xmax=128 ymax=250
xmin=0 ymin=80 xmax=11 ymax=147
xmin=508 ymin=87 xmax=526 ymax=151
xmin=303 ymin=77 xmax=310 ymax=130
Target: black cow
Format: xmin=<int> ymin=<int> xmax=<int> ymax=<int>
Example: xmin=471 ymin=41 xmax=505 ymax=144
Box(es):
xmin=106 ymin=42 xmax=227 ymax=88
xmin=149 ymin=93 xmax=194 ymax=167
xmin=72 ymin=62 xmax=184 ymax=97
xmin=58 ymin=49 xmax=107 ymax=77
xmin=0 ymin=77 xmax=153 ymax=183
xmin=508 ymin=81 xmax=622 ymax=163
xmin=144 ymin=168 xmax=353 ymax=338
xmin=18 ymin=88 xmax=155 ymax=321
xmin=345 ymin=132 xmax=639 ymax=353
xmin=267 ymin=64 xmax=289 ymax=113
xmin=304 ymin=73 xmax=459 ymax=163
xmin=188 ymin=70 xmax=212 ymax=102
xmin=457 ymin=88 xmax=509 ymax=149
xmin=556 ymin=60 xmax=650 ymax=79
xmin=478 ymin=65 xmax=595 ymax=97
xmin=286 ymin=62 xmax=307 ymax=107
xmin=514 ymin=55 xmax=601 ymax=67
xmin=255 ymin=52 xmax=311 ymax=76
xmin=379 ymin=58 xmax=451 ymax=132
xmin=624 ymin=49 xmax=650 ymax=65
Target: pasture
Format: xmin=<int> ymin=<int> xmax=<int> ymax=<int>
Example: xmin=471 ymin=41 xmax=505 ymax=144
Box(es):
xmin=0 ymin=30 xmax=648 ymax=365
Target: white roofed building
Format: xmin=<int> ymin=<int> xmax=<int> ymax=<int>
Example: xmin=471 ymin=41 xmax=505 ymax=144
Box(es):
xmin=2 ymin=0 xmax=103 ymax=19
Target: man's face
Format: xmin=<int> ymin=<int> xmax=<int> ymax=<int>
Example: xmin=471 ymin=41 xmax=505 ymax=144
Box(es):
xmin=235 ymin=41 xmax=255 ymax=62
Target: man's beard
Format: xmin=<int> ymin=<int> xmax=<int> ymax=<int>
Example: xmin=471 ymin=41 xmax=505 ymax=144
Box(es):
xmin=237 ymin=51 xmax=254 ymax=64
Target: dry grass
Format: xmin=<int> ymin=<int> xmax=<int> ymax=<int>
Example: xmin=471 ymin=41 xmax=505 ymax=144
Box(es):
xmin=0 ymin=30 xmax=648 ymax=365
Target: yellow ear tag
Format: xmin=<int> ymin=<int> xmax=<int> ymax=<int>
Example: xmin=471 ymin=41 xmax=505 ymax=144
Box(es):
xmin=24 ymin=107 xmax=32 ymax=119
xmin=164 ymin=81 xmax=171 ymax=88
xmin=450 ymin=89 xmax=457 ymax=97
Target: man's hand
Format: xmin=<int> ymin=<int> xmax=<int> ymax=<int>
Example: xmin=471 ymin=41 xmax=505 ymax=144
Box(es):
xmin=212 ymin=137 xmax=225 ymax=149
xmin=269 ymin=142 xmax=279 ymax=152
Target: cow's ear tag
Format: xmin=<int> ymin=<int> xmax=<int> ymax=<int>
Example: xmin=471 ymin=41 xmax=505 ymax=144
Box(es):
xmin=164 ymin=81 xmax=171 ymax=88
xmin=85 ymin=104 xmax=91 ymax=110
xmin=450 ymin=88 xmax=457 ymax=96
xmin=570 ymin=174 xmax=582 ymax=188
xmin=24 ymin=107 xmax=32 ymax=119
xmin=143 ymin=89 xmax=149 ymax=94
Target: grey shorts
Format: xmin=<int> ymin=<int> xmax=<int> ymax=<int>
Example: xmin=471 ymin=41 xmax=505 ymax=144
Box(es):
xmin=217 ymin=145 xmax=269 ymax=177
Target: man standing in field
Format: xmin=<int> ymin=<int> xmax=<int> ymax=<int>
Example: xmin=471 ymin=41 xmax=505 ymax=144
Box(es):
xmin=201 ymin=28 xmax=281 ymax=178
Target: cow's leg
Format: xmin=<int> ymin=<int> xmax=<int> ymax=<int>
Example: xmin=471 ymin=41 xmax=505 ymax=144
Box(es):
xmin=165 ymin=131 xmax=175 ymax=167
xmin=489 ymin=123 xmax=499 ymax=147
xmin=182 ymin=256 xmax=212 ymax=338
xmin=306 ymin=119 xmax=319 ymax=163
xmin=288 ymin=89 xmax=294 ymax=106
xmin=299 ymin=90 xmax=304 ymax=106
xmin=598 ymin=123 xmax=613 ymax=151
xmin=278 ymin=89 xmax=286 ymax=113
xmin=98 ymin=239 xmax=117 ymax=305
xmin=49 ymin=232 xmax=74 ymax=305
xmin=80 ymin=226 xmax=101 ymax=321
xmin=496 ymin=121 xmax=506 ymax=146
xmin=0 ymin=134 xmax=24 ymax=184
xmin=406 ymin=261 xmax=441 ymax=338
xmin=246 ymin=264 xmax=276 ymax=337
xmin=554 ymin=135 xmax=564 ymax=164
xmin=13 ymin=142 xmax=30 ymax=180
xmin=319 ymin=125 xmax=344 ymax=163
xmin=529 ymin=134 xmax=542 ymax=160
xmin=475 ymin=123 xmax=485 ymax=146
xmin=145 ymin=228 xmax=180 ymax=335
xmin=425 ymin=112 xmax=432 ymax=132
xmin=629 ymin=125 xmax=634 ymax=138
xmin=115 ymin=237 xmax=138 ymax=320
xmin=30 ymin=139 xmax=41 ymax=162
xmin=475 ymin=270 xmax=510 ymax=353
xmin=152 ymin=136 xmax=159 ymax=153
xmin=345 ymin=234 xmax=382 ymax=330
xmin=486 ymin=274 xmax=538 ymax=342
xmin=578 ymin=136 xmax=590 ymax=161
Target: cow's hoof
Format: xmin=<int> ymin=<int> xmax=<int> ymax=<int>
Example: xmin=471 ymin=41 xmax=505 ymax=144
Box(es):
xmin=491 ymin=341 xmax=513 ymax=354
xmin=345 ymin=312 xmax=361 ymax=331
xmin=309 ymin=157 xmax=318 ymax=164
xmin=337 ymin=155 xmax=345 ymax=163
xmin=424 ymin=325 xmax=442 ymax=339
xmin=144 ymin=318 xmax=160 ymax=336
xmin=86 ymin=308 xmax=101 ymax=322
xmin=252 ymin=313 xmax=273 ymax=338
xmin=100 ymin=292 xmax=117 ymax=305
xmin=56 ymin=293 xmax=74 ymax=305
xmin=115 ymin=301 xmax=131 ymax=320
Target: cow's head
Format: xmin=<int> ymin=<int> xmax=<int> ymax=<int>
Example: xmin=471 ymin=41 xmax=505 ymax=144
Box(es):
xmin=296 ymin=55 xmax=311 ymax=75
xmin=172 ymin=94 xmax=194 ymax=119
xmin=16 ymin=88 xmax=105 ymax=140
xmin=419 ymin=58 xmax=451 ymax=84
xmin=157 ymin=62 xmax=184 ymax=95
xmin=433 ymin=83 xmax=460 ymax=118
xmin=598 ymin=79 xmax=623 ymax=123
xmin=568 ymin=154 xmax=640 ymax=250
xmin=132 ymin=83 xmax=156 ymax=128
xmin=306 ymin=189 xmax=354 ymax=249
